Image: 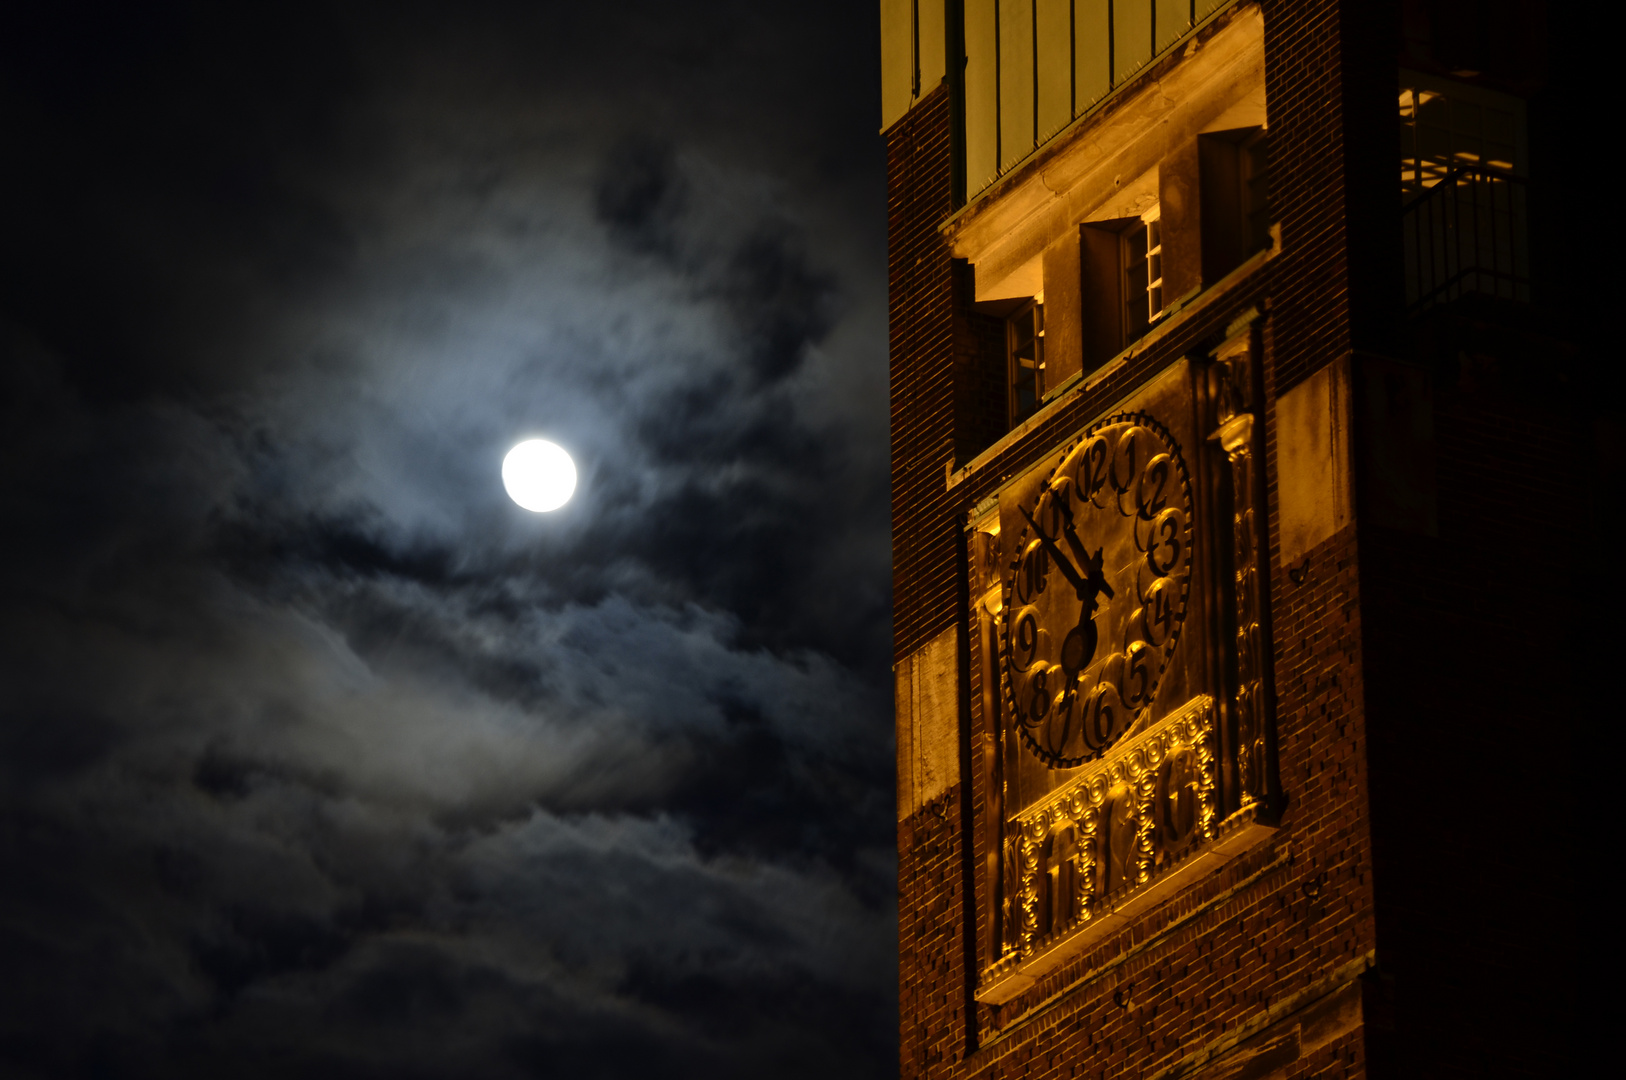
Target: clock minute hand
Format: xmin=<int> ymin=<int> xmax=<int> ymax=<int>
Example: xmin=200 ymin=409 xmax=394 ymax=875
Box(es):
xmin=1069 ymin=524 xmax=1115 ymax=604
xmin=1017 ymin=505 xmax=1090 ymax=595
xmin=1052 ymin=501 xmax=1115 ymax=606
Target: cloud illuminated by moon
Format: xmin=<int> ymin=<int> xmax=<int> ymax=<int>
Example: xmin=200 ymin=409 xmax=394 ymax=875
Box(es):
xmin=503 ymin=439 xmax=577 ymax=512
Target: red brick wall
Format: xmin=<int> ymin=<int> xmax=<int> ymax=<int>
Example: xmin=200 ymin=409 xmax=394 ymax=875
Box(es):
xmin=1260 ymin=0 xmax=1353 ymax=397
xmin=888 ymin=2 xmax=1422 ymax=1076
xmin=898 ymin=790 xmax=972 ymax=1078
xmin=889 ymin=85 xmax=961 ymax=667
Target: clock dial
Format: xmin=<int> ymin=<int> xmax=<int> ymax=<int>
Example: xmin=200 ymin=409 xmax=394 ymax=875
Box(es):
xmin=999 ymin=413 xmax=1193 ymax=768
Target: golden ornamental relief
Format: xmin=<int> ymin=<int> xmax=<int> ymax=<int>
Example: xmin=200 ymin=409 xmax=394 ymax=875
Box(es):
xmin=973 ymin=353 xmax=1281 ymax=1009
xmin=996 ymin=696 xmax=1217 ymax=966
xmin=997 ymin=412 xmax=1193 ymax=768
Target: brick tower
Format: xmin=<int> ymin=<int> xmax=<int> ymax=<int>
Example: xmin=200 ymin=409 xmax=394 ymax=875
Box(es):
xmin=883 ymin=2 xmax=1587 ymax=1077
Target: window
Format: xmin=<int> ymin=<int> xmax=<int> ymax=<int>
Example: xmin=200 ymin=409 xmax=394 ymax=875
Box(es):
xmin=1399 ymin=76 xmax=1522 ymax=197
xmin=1007 ymin=298 xmax=1045 ymax=427
xmin=1198 ymin=126 xmax=1271 ymax=283
xmin=1122 ymin=208 xmax=1164 ymax=343
xmin=1397 ymin=73 xmax=1528 ymax=310
xmin=1080 ymin=205 xmax=1165 ymax=374
xmin=1240 ymin=129 xmax=1270 ymax=256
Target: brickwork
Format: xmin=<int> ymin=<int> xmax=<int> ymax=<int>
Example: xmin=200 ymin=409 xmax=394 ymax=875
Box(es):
xmin=1259 ymin=0 xmax=1354 ymax=397
xmin=899 ymin=788 xmax=971 ymax=1078
xmin=890 ymin=86 xmax=961 ymax=666
xmin=888 ymin=1 xmax=1570 ymax=1077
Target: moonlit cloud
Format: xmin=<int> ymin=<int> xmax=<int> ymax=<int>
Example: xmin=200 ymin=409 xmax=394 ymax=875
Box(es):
xmin=0 ymin=3 xmax=891 ymax=1076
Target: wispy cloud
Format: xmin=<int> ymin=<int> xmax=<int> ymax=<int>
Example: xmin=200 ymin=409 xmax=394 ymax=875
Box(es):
xmin=0 ymin=2 xmax=891 ymax=1076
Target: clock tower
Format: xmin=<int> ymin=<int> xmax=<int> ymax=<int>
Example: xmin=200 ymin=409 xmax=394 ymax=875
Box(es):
xmin=883 ymin=2 xmax=1589 ymax=1077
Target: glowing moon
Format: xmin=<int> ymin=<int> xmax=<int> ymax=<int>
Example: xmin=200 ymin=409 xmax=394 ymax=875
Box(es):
xmin=502 ymin=439 xmax=576 ymax=512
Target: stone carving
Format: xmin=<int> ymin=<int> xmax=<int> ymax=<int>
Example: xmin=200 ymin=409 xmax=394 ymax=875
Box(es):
xmin=997 ymin=412 xmax=1194 ymax=768
xmin=975 ymin=352 xmax=1280 ymax=1003
xmin=1214 ymin=335 xmax=1273 ymax=810
xmin=987 ymin=696 xmax=1217 ymax=966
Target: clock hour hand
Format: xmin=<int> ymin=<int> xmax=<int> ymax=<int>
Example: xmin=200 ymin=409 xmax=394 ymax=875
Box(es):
xmin=1069 ymin=524 xmax=1115 ymax=604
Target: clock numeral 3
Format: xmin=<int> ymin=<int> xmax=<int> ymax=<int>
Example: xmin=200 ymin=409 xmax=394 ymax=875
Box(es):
xmin=1146 ymin=507 xmax=1186 ymax=577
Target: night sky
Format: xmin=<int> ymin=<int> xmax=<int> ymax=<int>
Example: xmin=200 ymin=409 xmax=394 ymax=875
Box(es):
xmin=1 ymin=4 xmax=894 ymax=1076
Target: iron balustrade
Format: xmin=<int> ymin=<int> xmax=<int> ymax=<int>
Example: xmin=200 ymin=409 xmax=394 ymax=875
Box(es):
xmin=1402 ymin=164 xmax=1529 ymax=314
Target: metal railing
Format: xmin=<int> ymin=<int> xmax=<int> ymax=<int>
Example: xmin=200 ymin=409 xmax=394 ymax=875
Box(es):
xmin=1402 ymin=165 xmax=1529 ymax=314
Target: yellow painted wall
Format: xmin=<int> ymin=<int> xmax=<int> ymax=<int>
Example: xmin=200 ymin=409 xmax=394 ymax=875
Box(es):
xmin=880 ymin=0 xmax=948 ymax=132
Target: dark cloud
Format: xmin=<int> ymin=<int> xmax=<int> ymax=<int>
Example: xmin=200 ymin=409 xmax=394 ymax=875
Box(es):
xmin=596 ymin=137 xmax=687 ymax=256
xmin=0 ymin=2 xmax=891 ymax=1077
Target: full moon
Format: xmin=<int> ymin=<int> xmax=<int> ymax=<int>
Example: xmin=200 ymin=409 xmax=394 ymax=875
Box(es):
xmin=502 ymin=439 xmax=576 ymax=512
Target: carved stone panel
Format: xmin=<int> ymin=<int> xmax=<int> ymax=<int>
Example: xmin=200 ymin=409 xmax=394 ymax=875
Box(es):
xmin=990 ymin=696 xmax=1218 ymax=975
xmin=1212 ymin=330 xmax=1279 ymax=812
xmin=990 ymin=361 xmax=1207 ymax=830
xmin=971 ymin=351 xmax=1280 ymax=1006
xmin=997 ymin=411 xmax=1194 ymax=769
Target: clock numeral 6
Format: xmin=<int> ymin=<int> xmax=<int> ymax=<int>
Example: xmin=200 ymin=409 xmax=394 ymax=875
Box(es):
xmin=1081 ymin=680 xmax=1126 ymax=753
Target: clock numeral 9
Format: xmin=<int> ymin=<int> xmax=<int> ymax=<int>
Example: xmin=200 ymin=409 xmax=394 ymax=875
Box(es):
xmin=1010 ymin=605 xmax=1045 ymax=670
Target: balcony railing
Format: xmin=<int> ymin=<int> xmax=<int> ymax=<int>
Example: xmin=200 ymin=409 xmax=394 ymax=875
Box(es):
xmin=1402 ymin=165 xmax=1529 ymax=314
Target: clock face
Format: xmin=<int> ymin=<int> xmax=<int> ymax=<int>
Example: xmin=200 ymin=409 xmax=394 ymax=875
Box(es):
xmin=999 ymin=412 xmax=1193 ymax=768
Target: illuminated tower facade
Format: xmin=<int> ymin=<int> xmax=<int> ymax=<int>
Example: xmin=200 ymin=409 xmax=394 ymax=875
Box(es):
xmin=884 ymin=2 xmax=1582 ymax=1077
